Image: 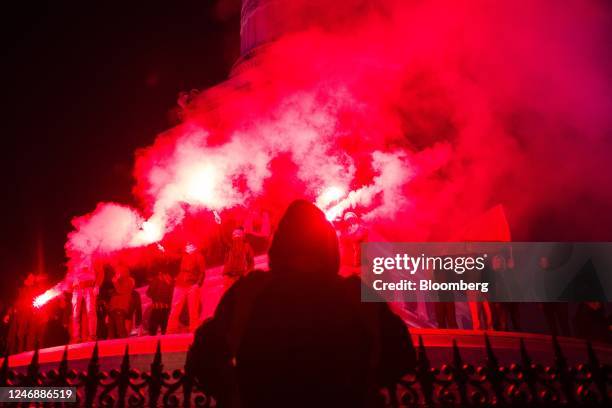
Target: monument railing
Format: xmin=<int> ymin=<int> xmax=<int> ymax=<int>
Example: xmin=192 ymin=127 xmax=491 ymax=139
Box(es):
xmin=0 ymin=334 xmax=610 ymax=407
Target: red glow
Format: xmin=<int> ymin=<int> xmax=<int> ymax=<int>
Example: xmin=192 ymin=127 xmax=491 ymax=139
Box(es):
xmin=33 ymin=287 xmax=61 ymax=309
xmin=58 ymin=0 xmax=612 ymax=280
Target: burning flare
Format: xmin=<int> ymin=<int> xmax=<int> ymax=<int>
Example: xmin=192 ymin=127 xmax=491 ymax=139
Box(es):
xmin=33 ymin=288 xmax=62 ymax=309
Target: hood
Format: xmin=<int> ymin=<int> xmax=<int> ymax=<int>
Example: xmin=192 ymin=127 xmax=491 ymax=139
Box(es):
xmin=268 ymin=200 xmax=340 ymax=278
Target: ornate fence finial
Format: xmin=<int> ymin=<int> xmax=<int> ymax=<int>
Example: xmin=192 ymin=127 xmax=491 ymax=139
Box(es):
xmin=519 ymin=338 xmax=538 ymax=403
xmin=89 ymin=342 xmax=100 ymax=369
xmin=121 ymin=344 xmax=130 ymax=371
xmin=153 ymin=340 xmax=162 ymax=369
xmin=586 ymin=341 xmax=609 ymax=406
xmin=117 ymin=344 xmax=131 ymax=407
xmin=519 ymin=338 xmax=531 ymax=367
xmin=451 ymin=339 xmax=469 ymax=406
xmin=484 ymin=333 xmax=497 ymax=367
xmin=416 ymin=335 xmax=435 ymax=406
xmin=483 ymin=333 xmax=505 ymax=405
xmin=84 ymin=342 xmax=101 ymax=407
xmin=417 ymin=335 xmax=430 ymax=368
xmin=451 ymin=339 xmax=462 ymax=368
xmin=54 ymin=344 xmax=70 ymax=387
xmin=551 ymin=335 xmax=575 ymax=405
xmin=586 ymin=341 xmax=599 ymax=367
xmin=148 ymin=339 xmax=164 ymax=407
xmin=552 ymin=335 xmax=566 ymax=370
xmin=25 ymin=344 xmax=41 ymax=386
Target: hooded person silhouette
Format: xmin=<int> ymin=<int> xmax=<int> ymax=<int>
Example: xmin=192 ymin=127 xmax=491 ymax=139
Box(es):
xmin=187 ymin=200 xmax=414 ymax=408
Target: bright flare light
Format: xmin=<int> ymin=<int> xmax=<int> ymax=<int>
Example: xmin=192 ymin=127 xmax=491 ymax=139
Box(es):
xmin=141 ymin=220 xmax=164 ymax=243
xmin=33 ymin=288 xmax=62 ymax=309
xmin=317 ymin=185 xmax=346 ymax=208
xmin=185 ymin=165 xmax=217 ymax=205
xmin=324 ymin=205 xmax=344 ymax=222
xmin=316 ymin=185 xmax=348 ymax=221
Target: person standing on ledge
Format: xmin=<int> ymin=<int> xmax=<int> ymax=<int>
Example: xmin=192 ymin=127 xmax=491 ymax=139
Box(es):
xmin=167 ymin=243 xmax=206 ymax=333
xmin=108 ymin=263 xmax=135 ymax=339
xmin=147 ymin=268 xmax=174 ymax=335
xmin=66 ymin=256 xmax=103 ymax=343
xmin=223 ymin=227 xmax=255 ymax=290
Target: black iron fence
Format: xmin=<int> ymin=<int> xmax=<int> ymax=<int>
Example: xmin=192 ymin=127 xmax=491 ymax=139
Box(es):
xmin=0 ymin=334 xmax=610 ymax=407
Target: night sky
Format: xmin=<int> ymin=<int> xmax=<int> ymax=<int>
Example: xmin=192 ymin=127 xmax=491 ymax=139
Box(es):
xmin=2 ymin=2 xmax=240 ymax=300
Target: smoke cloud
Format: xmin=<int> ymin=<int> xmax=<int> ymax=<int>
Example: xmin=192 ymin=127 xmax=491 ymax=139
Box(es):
xmin=65 ymin=0 xmax=612 ymax=270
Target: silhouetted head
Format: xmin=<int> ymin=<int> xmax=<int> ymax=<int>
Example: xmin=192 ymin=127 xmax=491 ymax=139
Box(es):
xmin=268 ymin=200 xmax=340 ymax=278
xmin=538 ymin=256 xmax=550 ymax=270
xmin=492 ymin=255 xmax=505 ymax=271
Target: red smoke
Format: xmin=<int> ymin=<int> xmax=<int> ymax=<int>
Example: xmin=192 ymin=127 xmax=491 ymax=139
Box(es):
xmin=64 ymin=0 xmax=612 ymax=272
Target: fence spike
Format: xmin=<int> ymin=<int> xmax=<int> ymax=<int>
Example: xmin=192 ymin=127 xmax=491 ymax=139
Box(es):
xmin=452 ymin=339 xmax=469 ymax=406
xmin=519 ymin=338 xmax=531 ymax=367
xmin=519 ymin=338 xmax=538 ymax=404
xmin=484 ymin=333 xmax=498 ymax=367
xmin=149 ymin=339 xmax=164 ymax=408
xmin=29 ymin=344 xmax=40 ymax=369
xmin=452 ymin=339 xmax=463 ymax=368
xmin=552 ymin=335 xmax=575 ymax=405
xmin=89 ymin=342 xmax=100 ymax=368
xmin=121 ymin=344 xmax=130 ymax=372
xmin=586 ymin=341 xmax=609 ymax=406
xmin=415 ymin=335 xmax=434 ymax=406
xmin=586 ymin=341 xmax=599 ymax=368
xmin=84 ymin=342 xmax=100 ymax=408
xmin=56 ymin=345 xmax=69 ymax=386
xmin=26 ymin=344 xmax=40 ymax=386
xmin=484 ymin=333 xmax=505 ymax=405
xmin=552 ymin=335 xmax=566 ymax=370
xmin=117 ymin=344 xmax=131 ymax=407
xmin=417 ymin=335 xmax=430 ymax=369
xmin=153 ymin=340 xmax=162 ymax=368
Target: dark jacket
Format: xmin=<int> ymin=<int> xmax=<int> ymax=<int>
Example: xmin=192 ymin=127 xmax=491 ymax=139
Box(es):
xmin=146 ymin=276 xmax=174 ymax=306
xmin=223 ymin=241 xmax=255 ymax=278
xmin=187 ymin=200 xmax=415 ymax=408
xmin=109 ymin=275 xmax=135 ymax=312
